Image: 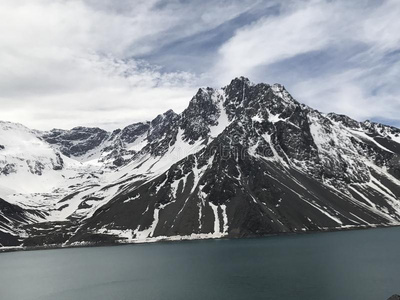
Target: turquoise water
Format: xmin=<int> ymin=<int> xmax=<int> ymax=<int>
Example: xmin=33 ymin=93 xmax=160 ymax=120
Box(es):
xmin=1 ymin=227 xmax=399 ymax=300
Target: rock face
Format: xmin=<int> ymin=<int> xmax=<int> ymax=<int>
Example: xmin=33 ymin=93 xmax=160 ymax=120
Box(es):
xmin=0 ymin=198 xmax=46 ymax=246
xmin=41 ymin=126 xmax=109 ymax=157
xmin=1 ymin=77 xmax=400 ymax=248
xmin=388 ymin=295 xmax=400 ymax=300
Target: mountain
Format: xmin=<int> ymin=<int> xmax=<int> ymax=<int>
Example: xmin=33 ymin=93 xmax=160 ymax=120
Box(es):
xmin=1 ymin=77 xmax=400 ymax=249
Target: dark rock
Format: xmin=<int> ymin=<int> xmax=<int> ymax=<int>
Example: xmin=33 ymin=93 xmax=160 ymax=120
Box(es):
xmin=41 ymin=126 xmax=109 ymax=157
xmin=0 ymin=163 xmax=17 ymax=175
xmin=2 ymin=77 xmax=400 ymax=248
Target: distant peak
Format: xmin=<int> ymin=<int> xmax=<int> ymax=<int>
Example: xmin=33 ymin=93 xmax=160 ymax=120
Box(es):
xmin=327 ymin=113 xmax=361 ymax=129
xmin=151 ymin=109 xmax=177 ymax=126
xmin=229 ymin=76 xmax=252 ymax=87
xmin=195 ymin=87 xmax=215 ymax=97
xmin=238 ymin=76 xmax=250 ymax=82
xmin=271 ymin=83 xmax=284 ymax=91
xmin=163 ymin=109 xmax=176 ymax=116
xmin=70 ymin=126 xmax=107 ymax=133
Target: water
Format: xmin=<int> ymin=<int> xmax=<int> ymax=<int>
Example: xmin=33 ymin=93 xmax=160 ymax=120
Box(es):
xmin=1 ymin=227 xmax=399 ymax=300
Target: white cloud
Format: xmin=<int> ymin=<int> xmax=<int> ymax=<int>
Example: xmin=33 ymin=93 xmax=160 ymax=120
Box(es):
xmin=0 ymin=0 xmax=399 ymax=129
xmin=213 ymin=0 xmax=400 ymax=124
xmin=361 ymin=0 xmax=400 ymax=54
xmin=292 ymin=63 xmax=400 ymax=123
xmin=214 ymin=2 xmax=332 ymax=83
xmin=0 ymin=0 xmax=254 ymax=130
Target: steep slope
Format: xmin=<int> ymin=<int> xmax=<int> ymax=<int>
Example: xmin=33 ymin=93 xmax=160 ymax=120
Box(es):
xmin=0 ymin=122 xmax=126 ymax=228
xmin=1 ymin=77 xmax=400 ymax=249
xmin=0 ymin=121 xmax=68 ymax=196
xmin=0 ymin=197 xmax=48 ymax=247
xmin=63 ymin=78 xmax=400 ymax=245
xmin=40 ymin=122 xmax=151 ymax=167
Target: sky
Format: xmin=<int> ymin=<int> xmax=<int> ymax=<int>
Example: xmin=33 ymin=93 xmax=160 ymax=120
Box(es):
xmin=0 ymin=0 xmax=399 ymax=130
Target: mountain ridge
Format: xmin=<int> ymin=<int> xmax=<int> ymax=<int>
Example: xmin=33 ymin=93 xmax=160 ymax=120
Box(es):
xmin=1 ymin=77 xmax=400 ymax=249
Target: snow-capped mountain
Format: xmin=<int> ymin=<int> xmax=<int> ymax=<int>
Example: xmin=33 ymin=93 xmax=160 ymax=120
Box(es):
xmin=1 ymin=77 xmax=400 ymax=249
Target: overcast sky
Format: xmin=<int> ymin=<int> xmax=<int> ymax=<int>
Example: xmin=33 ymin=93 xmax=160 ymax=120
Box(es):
xmin=1 ymin=0 xmax=399 ymax=130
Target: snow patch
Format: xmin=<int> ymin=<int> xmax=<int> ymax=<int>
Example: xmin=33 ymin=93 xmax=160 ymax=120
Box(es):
xmin=209 ymin=92 xmax=231 ymax=138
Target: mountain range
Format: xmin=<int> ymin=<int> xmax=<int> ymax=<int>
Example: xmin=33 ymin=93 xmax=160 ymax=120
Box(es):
xmin=1 ymin=77 xmax=400 ymax=249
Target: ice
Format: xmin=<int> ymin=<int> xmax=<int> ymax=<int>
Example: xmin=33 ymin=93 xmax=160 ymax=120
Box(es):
xmin=209 ymin=202 xmax=229 ymax=237
xmin=209 ymin=202 xmax=220 ymax=234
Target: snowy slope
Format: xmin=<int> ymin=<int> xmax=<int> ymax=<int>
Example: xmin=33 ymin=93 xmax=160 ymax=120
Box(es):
xmin=1 ymin=77 xmax=400 ymax=249
xmin=0 ymin=121 xmax=72 ymax=196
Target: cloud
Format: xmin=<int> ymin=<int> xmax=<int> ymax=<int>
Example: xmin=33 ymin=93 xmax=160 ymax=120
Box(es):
xmin=212 ymin=0 xmax=400 ymax=125
xmin=0 ymin=0 xmax=399 ymax=129
xmin=0 ymin=0 xmax=254 ymax=130
xmin=214 ymin=2 xmax=331 ymax=83
xmin=292 ymin=66 xmax=400 ymax=122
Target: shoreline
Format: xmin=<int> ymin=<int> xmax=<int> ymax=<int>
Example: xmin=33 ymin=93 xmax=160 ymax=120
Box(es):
xmin=1 ymin=223 xmax=399 ymax=254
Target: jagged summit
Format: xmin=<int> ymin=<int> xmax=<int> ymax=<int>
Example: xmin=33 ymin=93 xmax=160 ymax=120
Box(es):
xmin=226 ymin=76 xmax=253 ymax=88
xmin=0 ymin=77 xmax=400 ymax=248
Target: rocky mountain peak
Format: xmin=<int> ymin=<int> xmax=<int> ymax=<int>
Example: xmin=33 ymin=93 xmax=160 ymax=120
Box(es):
xmin=119 ymin=122 xmax=150 ymax=144
xmin=228 ymin=76 xmax=252 ymax=87
xmin=326 ymin=113 xmax=361 ymax=129
xmin=150 ymin=109 xmax=177 ymax=127
xmin=1 ymin=77 xmax=400 ymax=249
xmin=181 ymin=87 xmax=222 ymax=142
xmin=41 ymin=126 xmax=109 ymax=158
xmin=223 ymin=76 xmax=252 ymax=108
